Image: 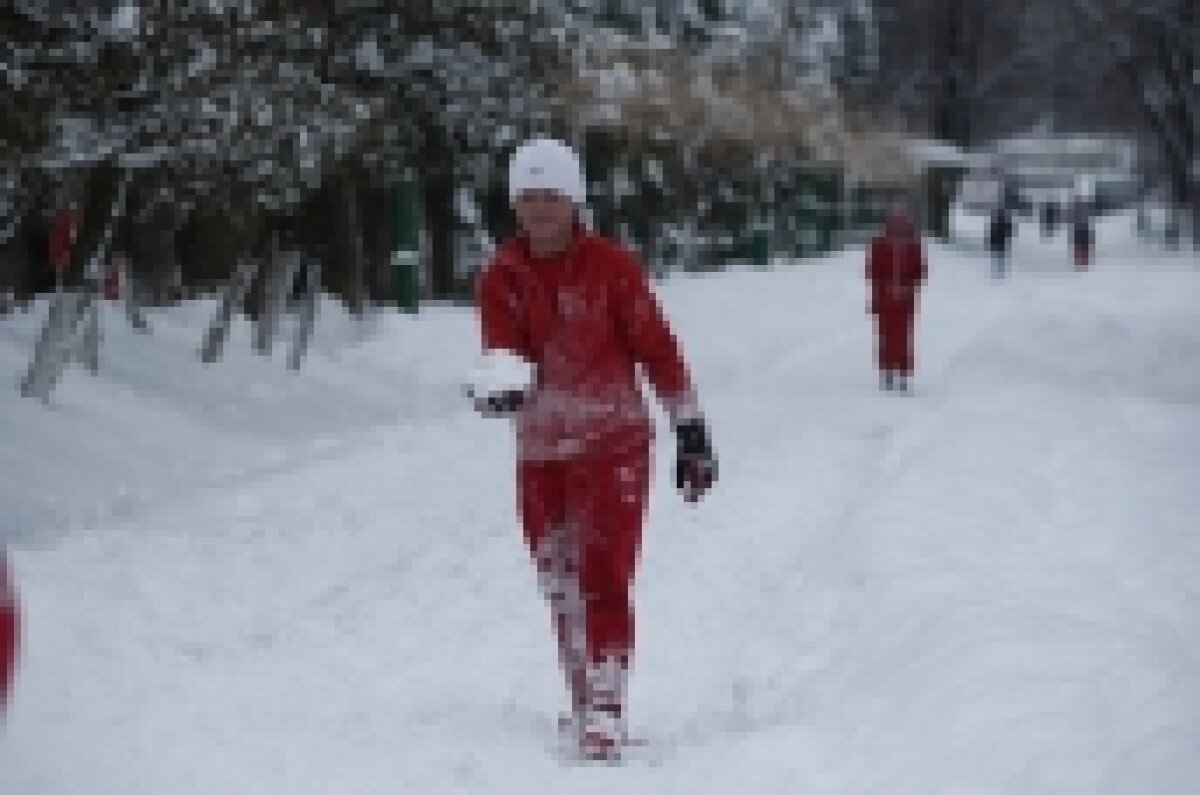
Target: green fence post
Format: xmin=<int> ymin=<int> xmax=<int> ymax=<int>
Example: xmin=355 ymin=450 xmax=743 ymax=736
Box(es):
xmin=748 ymin=219 xmax=770 ymax=269
xmin=815 ymin=168 xmax=841 ymax=253
xmin=391 ymin=177 xmax=420 ymax=313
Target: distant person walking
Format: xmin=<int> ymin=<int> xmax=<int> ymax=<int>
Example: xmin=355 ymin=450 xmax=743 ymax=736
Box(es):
xmin=1070 ymin=200 xmax=1093 ymax=270
xmin=867 ymin=207 xmax=927 ymax=392
xmin=987 ymin=208 xmax=1015 ymax=279
xmin=48 ymin=203 xmax=78 ymax=289
xmin=1040 ymin=199 xmax=1059 ymax=238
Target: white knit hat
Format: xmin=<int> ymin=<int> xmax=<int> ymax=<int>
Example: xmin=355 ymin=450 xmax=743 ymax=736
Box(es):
xmin=508 ymin=137 xmax=586 ymax=205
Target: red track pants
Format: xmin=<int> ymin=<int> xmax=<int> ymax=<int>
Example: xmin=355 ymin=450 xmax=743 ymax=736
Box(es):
xmin=874 ymin=304 xmax=917 ymax=375
xmin=517 ymin=442 xmax=650 ymax=707
xmin=1074 ymin=244 xmax=1091 ymax=270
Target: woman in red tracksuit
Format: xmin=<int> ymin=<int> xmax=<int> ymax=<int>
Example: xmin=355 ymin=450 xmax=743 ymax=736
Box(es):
xmin=1 ymin=553 xmax=18 ymax=713
xmin=472 ymin=138 xmax=717 ymax=760
xmin=867 ymin=208 xmax=927 ymax=392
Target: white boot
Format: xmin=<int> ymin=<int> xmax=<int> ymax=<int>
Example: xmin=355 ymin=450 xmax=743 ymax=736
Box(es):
xmin=535 ymin=525 xmax=593 ymax=746
xmin=579 ymin=655 xmax=628 ymax=760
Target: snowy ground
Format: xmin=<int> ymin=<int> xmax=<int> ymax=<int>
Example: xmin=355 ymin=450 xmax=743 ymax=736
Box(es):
xmin=2 ymin=213 xmax=1198 ymax=794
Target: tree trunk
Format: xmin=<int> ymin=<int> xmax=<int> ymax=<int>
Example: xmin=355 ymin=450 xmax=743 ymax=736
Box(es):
xmin=422 ymin=165 xmax=457 ymax=300
xmin=69 ymin=164 xmax=121 ymax=286
xmin=363 ymin=183 xmax=392 ymax=304
xmin=1169 ymin=163 xmax=1199 ymax=247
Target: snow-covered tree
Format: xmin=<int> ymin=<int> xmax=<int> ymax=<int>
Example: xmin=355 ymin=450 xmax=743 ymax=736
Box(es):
xmin=2 ymin=1 xmax=571 ymax=302
xmin=1067 ymin=0 xmax=1198 ymax=240
xmin=858 ymin=0 xmax=1056 ymax=148
xmin=2 ymin=0 xmax=903 ymax=307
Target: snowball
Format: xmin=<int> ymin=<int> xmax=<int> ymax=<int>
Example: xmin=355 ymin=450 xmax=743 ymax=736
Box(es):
xmin=468 ymin=350 xmax=534 ymax=398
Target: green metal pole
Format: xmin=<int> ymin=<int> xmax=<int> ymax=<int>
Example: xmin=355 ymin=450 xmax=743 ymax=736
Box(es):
xmin=391 ymin=177 xmax=420 ymax=313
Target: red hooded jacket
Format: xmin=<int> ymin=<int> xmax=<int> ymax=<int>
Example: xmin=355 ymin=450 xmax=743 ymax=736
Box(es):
xmin=866 ymin=224 xmax=926 ymax=314
xmin=476 ymin=227 xmax=697 ymax=461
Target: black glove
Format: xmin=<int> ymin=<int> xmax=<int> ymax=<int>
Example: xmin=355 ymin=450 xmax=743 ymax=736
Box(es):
xmin=675 ymin=419 xmax=717 ymax=503
xmin=469 ymin=388 xmax=526 ymax=418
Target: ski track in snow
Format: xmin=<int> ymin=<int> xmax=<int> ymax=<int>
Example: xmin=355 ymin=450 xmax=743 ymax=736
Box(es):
xmin=2 ymin=214 xmax=1199 ymax=794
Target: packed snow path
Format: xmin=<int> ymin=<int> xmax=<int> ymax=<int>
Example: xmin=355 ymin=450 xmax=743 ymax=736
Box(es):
xmin=2 ymin=215 xmax=1198 ymax=793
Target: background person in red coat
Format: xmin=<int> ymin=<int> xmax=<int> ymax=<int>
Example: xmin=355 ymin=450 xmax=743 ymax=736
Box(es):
xmin=1 ymin=553 xmax=18 ymax=714
xmin=48 ymin=203 xmax=78 ymax=285
xmin=867 ymin=207 xmax=927 ymax=392
xmin=470 ymin=137 xmax=717 ymax=760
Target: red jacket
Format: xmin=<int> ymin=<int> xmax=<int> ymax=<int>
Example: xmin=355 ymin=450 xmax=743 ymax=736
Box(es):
xmin=476 ymin=227 xmax=697 ymax=461
xmin=866 ymin=233 xmax=925 ymax=314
